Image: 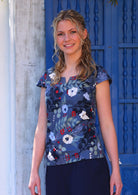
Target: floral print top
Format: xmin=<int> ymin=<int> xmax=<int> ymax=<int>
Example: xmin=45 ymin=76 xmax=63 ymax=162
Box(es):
xmin=37 ymin=65 xmax=112 ymax=166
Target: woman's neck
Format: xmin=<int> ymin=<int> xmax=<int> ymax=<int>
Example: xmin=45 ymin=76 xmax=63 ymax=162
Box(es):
xmin=64 ymin=53 xmax=80 ymax=70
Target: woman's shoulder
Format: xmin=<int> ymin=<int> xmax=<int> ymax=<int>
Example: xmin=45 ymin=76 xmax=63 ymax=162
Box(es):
xmin=95 ymin=64 xmax=112 ymax=85
xmin=96 ymin=64 xmax=106 ymax=72
xmin=36 ymin=66 xmax=55 ymax=88
xmin=47 ymin=66 xmax=55 ymax=73
xmin=46 ymin=66 xmax=56 ymax=80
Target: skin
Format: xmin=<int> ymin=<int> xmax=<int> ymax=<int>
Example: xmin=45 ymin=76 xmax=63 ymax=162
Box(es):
xmin=28 ymin=88 xmax=47 ymax=195
xmin=28 ymin=19 xmax=123 ymax=195
xmin=96 ymin=81 xmax=123 ymax=195
xmin=56 ymin=20 xmax=87 ymax=82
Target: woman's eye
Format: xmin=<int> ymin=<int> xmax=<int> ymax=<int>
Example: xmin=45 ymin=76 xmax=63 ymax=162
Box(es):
xmin=57 ymin=33 xmax=63 ymax=36
xmin=71 ymin=31 xmax=77 ymax=34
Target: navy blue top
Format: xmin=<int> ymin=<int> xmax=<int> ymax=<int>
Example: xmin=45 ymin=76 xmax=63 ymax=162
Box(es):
xmin=37 ymin=65 xmax=112 ymax=166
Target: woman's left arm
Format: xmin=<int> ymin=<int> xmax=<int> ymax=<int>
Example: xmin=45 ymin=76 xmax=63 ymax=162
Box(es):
xmin=96 ymin=80 xmax=123 ymax=195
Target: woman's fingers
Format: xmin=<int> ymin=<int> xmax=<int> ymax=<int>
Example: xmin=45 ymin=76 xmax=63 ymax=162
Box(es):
xmin=28 ymin=182 xmax=35 ymax=195
xmin=115 ymin=182 xmax=123 ymax=195
xmin=110 ymin=172 xmax=123 ymax=195
xmin=110 ymin=179 xmax=114 ymax=195
xmin=37 ymin=177 xmax=41 ymax=195
xmin=28 ymin=173 xmax=41 ymax=195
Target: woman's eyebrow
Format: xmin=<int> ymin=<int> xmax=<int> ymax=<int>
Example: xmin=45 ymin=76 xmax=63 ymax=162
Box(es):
xmin=57 ymin=28 xmax=77 ymax=33
xmin=69 ymin=28 xmax=77 ymax=31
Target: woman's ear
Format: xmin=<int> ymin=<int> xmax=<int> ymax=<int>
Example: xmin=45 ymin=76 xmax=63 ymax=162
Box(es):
xmin=83 ymin=29 xmax=88 ymax=40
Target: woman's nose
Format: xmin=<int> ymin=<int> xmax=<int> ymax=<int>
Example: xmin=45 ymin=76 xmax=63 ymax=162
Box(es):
xmin=64 ymin=33 xmax=70 ymax=41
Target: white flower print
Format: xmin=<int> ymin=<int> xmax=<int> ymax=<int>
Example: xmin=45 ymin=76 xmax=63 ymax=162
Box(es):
xmin=97 ymin=141 xmax=102 ymax=151
xmin=93 ymin=83 xmax=96 ymax=88
xmin=79 ymin=110 xmax=89 ymax=120
xmin=83 ymin=92 xmax=90 ymax=101
xmin=68 ymin=87 xmax=78 ymax=97
xmin=49 ymin=132 xmax=56 ymax=141
xmin=49 ymin=72 xmax=56 ymax=80
xmin=62 ymin=104 xmax=68 ymax=113
xmin=63 ymin=134 xmax=73 ymax=144
xmin=47 ymin=152 xmax=55 ymax=161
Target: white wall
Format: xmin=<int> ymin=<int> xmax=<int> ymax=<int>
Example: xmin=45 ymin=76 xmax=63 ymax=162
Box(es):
xmin=0 ymin=1 xmax=11 ymax=194
xmin=0 ymin=0 xmax=16 ymax=194
xmin=15 ymin=0 xmax=46 ymax=194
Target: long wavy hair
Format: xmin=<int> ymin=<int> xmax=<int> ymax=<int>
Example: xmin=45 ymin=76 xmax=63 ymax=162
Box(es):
xmin=52 ymin=9 xmax=96 ymax=84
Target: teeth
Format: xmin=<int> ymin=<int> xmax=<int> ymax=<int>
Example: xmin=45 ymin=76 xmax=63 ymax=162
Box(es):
xmin=65 ymin=44 xmax=73 ymax=47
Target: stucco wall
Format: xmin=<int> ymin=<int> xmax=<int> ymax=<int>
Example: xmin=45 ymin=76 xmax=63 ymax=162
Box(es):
xmin=15 ymin=0 xmax=46 ymax=194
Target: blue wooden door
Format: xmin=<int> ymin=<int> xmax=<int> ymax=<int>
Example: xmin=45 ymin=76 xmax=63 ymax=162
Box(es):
xmin=117 ymin=1 xmax=138 ymax=194
xmin=45 ymin=0 xmax=138 ymax=194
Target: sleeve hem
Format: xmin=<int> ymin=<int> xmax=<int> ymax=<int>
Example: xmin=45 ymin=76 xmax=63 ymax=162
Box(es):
xmin=96 ymin=78 xmax=112 ymax=86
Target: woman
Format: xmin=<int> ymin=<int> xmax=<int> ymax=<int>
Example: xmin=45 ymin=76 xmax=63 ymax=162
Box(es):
xmin=28 ymin=9 xmax=122 ymax=195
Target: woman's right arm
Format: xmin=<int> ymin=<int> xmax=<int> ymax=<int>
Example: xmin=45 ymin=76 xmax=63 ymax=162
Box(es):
xmin=28 ymin=88 xmax=47 ymax=195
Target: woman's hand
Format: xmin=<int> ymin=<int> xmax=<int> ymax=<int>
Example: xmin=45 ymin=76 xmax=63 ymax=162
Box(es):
xmin=110 ymin=170 xmax=123 ymax=195
xmin=28 ymin=88 xmax=47 ymax=195
xmin=28 ymin=171 xmax=41 ymax=195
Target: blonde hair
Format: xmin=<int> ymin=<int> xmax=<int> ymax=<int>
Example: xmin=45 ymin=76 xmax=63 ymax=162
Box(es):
xmin=52 ymin=9 xmax=96 ymax=84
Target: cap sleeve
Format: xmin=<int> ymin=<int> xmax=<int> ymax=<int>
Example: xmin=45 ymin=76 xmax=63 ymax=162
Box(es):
xmin=95 ymin=65 xmax=112 ymax=85
xmin=36 ymin=72 xmax=47 ymax=88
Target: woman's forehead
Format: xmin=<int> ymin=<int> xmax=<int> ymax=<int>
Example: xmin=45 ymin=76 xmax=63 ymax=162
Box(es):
xmin=57 ymin=20 xmax=77 ymax=30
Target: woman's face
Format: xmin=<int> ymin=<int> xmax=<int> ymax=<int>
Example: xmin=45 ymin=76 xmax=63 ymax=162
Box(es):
xmin=56 ymin=20 xmax=87 ymax=58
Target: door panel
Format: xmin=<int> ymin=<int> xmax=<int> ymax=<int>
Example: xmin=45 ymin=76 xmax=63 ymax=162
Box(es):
xmin=45 ymin=0 xmax=138 ymax=194
xmin=118 ymin=0 xmax=138 ymax=194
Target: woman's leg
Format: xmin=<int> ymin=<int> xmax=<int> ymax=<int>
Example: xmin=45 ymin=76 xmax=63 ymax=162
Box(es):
xmin=70 ymin=158 xmax=110 ymax=195
xmin=46 ymin=164 xmax=70 ymax=195
xmin=46 ymin=158 xmax=110 ymax=195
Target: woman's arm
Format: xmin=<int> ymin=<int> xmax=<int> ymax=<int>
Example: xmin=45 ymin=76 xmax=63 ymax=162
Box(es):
xmin=96 ymin=80 xmax=123 ymax=195
xmin=28 ymin=88 xmax=47 ymax=195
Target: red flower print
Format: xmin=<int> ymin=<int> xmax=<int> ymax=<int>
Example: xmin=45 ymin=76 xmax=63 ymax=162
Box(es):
xmin=88 ymin=128 xmax=91 ymax=132
xmin=63 ymin=113 xmax=67 ymax=117
xmin=65 ymin=153 xmax=70 ymax=161
xmin=71 ymin=76 xmax=77 ymax=80
xmin=67 ymin=126 xmax=72 ymax=132
xmin=44 ymin=73 xmax=47 ymax=79
xmin=74 ymin=153 xmax=79 ymax=158
xmin=72 ymin=111 xmax=76 ymax=117
xmin=60 ymin=129 xmax=65 ymax=135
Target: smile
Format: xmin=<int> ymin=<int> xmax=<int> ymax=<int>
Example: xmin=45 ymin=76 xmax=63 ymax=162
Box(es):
xmin=64 ymin=44 xmax=74 ymax=48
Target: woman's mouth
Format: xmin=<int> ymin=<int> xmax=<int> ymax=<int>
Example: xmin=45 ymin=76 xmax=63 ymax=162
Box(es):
xmin=64 ymin=44 xmax=74 ymax=48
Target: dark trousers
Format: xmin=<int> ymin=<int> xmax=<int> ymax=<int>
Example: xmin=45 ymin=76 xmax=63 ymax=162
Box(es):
xmin=46 ymin=157 xmax=110 ymax=195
